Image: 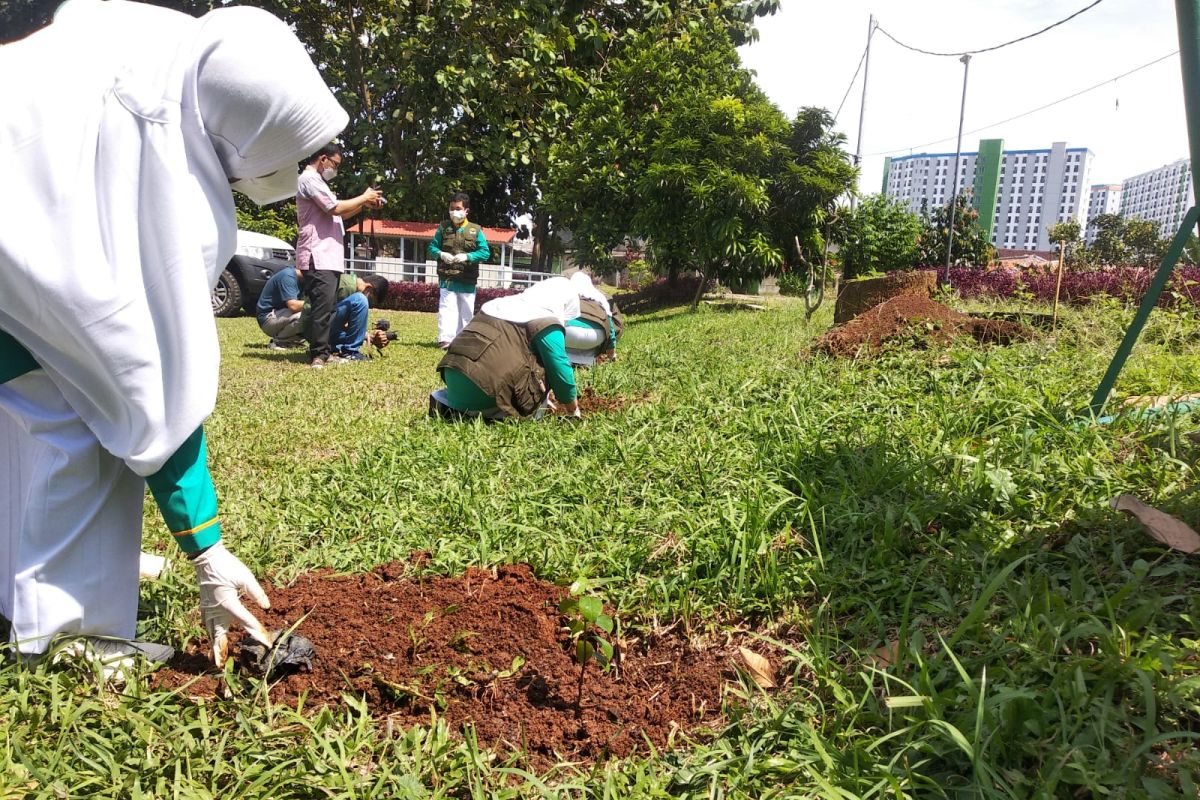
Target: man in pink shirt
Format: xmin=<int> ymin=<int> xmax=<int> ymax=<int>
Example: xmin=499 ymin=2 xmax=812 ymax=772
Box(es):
xmin=296 ymin=143 xmax=384 ymax=368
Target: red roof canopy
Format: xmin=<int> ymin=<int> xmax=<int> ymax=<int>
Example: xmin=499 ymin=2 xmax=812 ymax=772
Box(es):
xmin=348 ymin=218 xmax=517 ymax=244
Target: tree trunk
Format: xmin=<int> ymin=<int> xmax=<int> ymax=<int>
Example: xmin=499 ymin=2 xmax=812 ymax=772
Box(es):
xmin=689 ymin=266 xmax=710 ymax=312
xmin=668 ymin=263 xmax=679 ymax=286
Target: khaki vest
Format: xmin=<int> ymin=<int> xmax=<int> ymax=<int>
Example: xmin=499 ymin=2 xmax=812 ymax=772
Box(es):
xmin=437 ymin=313 xmax=561 ymax=417
xmin=436 ymin=221 xmax=483 ymax=285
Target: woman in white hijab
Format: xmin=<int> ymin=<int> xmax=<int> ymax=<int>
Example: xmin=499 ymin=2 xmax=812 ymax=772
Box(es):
xmin=432 ymin=276 xmax=583 ymax=419
xmin=0 ymin=0 xmax=348 ymax=667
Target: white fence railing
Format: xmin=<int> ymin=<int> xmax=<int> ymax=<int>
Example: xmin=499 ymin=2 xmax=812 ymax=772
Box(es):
xmin=346 ymin=258 xmax=555 ymax=289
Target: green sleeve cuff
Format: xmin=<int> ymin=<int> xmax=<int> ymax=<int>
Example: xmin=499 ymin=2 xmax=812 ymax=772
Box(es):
xmin=146 ymin=426 xmax=221 ymax=555
xmin=532 ymin=327 xmax=576 ymax=403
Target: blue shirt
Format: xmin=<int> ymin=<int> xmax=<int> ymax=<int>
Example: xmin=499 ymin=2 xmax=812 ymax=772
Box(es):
xmin=256 ymin=268 xmax=301 ymax=323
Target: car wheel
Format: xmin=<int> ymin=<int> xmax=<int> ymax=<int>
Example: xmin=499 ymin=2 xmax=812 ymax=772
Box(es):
xmin=212 ymin=269 xmax=244 ymax=317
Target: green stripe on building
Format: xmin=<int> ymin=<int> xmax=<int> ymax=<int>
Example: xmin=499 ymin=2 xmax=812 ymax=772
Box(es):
xmin=881 ymin=156 xmax=892 ymax=195
xmin=972 ymin=138 xmax=1004 ymax=241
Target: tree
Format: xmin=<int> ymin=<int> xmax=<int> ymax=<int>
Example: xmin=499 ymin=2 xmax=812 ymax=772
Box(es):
xmin=1123 ymin=218 xmax=1167 ymax=266
xmin=1047 ymin=219 xmax=1082 ymax=266
xmin=915 ymin=194 xmax=994 ymax=267
xmin=1087 ymin=214 xmax=1128 ymax=265
xmin=836 ymin=195 xmax=922 ymax=280
xmin=545 ymin=22 xmax=854 ymax=295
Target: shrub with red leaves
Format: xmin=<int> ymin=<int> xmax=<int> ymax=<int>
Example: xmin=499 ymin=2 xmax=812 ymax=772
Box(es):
xmin=941 ymin=265 xmax=1200 ymax=308
xmin=378 ymin=281 xmax=521 ymax=313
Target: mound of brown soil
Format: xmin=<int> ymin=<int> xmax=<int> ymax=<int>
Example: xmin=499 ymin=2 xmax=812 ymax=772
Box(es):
xmin=152 ymin=564 xmax=735 ymax=764
xmin=814 ymin=294 xmax=1032 ymax=358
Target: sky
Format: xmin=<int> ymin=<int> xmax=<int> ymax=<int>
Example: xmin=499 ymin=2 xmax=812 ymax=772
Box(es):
xmin=738 ymin=0 xmax=1189 ymax=196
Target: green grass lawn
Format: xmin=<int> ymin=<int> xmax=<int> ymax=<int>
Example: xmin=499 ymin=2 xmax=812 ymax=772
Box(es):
xmin=5 ymin=297 xmax=1200 ymax=797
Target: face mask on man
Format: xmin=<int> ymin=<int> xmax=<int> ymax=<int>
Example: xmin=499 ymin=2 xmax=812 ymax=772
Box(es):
xmin=321 ymin=166 xmax=338 ymax=181
xmin=449 ymin=209 xmax=467 ymax=224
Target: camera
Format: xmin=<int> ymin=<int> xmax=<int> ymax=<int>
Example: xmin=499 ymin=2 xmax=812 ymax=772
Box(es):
xmin=373 ymin=319 xmax=398 ymax=342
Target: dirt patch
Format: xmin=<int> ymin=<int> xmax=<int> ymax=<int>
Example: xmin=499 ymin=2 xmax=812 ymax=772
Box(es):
xmin=813 ymin=294 xmax=1032 ymax=358
xmin=834 ymin=270 xmax=938 ymax=324
xmin=551 ymin=386 xmax=644 ymax=416
xmin=152 ymin=564 xmax=736 ymax=764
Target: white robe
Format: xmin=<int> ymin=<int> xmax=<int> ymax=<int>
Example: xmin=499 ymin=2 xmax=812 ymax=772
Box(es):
xmin=0 ymin=0 xmax=347 ymax=651
xmin=0 ymin=0 xmax=347 ymax=476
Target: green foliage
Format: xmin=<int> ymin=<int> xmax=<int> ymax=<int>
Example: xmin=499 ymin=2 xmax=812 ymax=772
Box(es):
xmin=1083 ymin=214 xmax=1170 ymax=267
xmin=836 ymin=194 xmax=922 ymax=279
xmin=546 ymin=22 xmax=853 ymax=289
xmin=917 ymin=193 xmax=995 ymax=267
xmin=1124 ymin=218 xmax=1169 ymax=266
xmin=241 ymin=0 xmax=776 ymax=233
xmin=558 ymin=583 xmax=615 ymax=670
xmin=1088 ymin=213 xmax=1131 ymax=265
xmin=234 ymin=194 xmax=298 ymax=244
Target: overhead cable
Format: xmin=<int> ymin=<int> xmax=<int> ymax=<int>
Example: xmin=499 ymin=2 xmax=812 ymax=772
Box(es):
xmin=875 ymin=0 xmax=1105 ymax=57
xmin=865 ymin=50 xmax=1179 ymax=157
xmin=833 ymin=43 xmax=869 ymax=123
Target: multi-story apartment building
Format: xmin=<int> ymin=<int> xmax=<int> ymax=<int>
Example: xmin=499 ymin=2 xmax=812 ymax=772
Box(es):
xmin=883 ymin=140 xmax=1094 ymax=252
xmin=1084 ymin=184 xmax=1122 ymax=243
xmin=1118 ymin=159 xmax=1193 ymax=238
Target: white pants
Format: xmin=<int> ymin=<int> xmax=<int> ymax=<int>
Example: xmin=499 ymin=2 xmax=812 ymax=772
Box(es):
xmin=565 ymin=325 xmax=606 ymax=367
xmin=437 ymin=288 xmax=475 ymax=345
xmin=0 ymin=371 xmax=142 ymax=654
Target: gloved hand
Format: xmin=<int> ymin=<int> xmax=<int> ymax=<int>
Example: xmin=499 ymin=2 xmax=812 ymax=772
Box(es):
xmin=191 ymin=542 xmax=272 ymax=666
xmin=454 ymin=252 xmax=469 ymax=264
xmin=439 ymin=251 xmax=455 ymax=264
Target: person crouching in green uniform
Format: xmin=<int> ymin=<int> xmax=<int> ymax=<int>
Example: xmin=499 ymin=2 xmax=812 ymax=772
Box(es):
xmin=430 ymin=277 xmax=582 ymax=420
xmin=429 ymin=193 xmax=490 ymax=349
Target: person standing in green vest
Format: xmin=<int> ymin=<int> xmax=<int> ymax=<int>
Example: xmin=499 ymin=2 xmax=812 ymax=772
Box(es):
xmin=429 ymin=193 xmax=490 ymax=348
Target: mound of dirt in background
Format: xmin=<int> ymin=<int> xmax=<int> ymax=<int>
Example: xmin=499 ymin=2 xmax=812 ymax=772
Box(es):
xmin=813 ymin=294 xmax=1032 ymax=358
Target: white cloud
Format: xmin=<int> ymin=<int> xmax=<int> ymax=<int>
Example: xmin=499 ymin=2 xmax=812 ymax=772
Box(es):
xmin=738 ymin=0 xmax=1188 ymax=194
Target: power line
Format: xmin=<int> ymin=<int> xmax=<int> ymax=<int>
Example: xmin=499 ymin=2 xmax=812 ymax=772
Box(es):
xmin=875 ymin=0 xmax=1106 ymax=58
xmin=833 ymin=43 xmax=869 ymax=123
xmin=865 ymin=50 xmax=1179 ymax=158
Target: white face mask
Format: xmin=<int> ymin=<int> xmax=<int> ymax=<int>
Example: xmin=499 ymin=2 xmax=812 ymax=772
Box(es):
xmin=321 ymin=166 xmax=338 ymax=181
xmin=449 ymin=209 xmax=467 ymax=224
xmin=230 ymin=167 xmax=299 ymax=206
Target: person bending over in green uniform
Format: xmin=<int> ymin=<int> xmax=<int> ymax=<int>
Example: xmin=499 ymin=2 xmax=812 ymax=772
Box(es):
xmin=431 ymin=277 xmax=581 ymax=420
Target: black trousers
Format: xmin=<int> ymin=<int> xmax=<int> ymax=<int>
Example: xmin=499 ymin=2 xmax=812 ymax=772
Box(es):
xmin=303 ymin=269 xmax=340 ymax=358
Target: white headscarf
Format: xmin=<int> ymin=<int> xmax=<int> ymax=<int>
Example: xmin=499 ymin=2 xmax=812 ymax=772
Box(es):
xmin=0 ymin=0 xmax=348 ymax=475
xmin=569 ymin=271 xmax=612 ymax=316
xmin=481 ymin=276 xmax=581 ymax=326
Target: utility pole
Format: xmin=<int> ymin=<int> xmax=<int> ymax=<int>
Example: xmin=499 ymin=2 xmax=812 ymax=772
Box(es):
xmin=944 ymin=53 xmax=971 ymax=285
xmin=851 ymin=14 xmax=875 ymax=209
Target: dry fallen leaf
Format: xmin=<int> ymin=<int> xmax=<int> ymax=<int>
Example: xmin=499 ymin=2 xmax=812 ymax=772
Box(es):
xmin=738 ymin=646 xmax=776 ymax=689
xmin=1110 ymin=494 xmax=1200 ymax=554
xmin=867 ymin=639 xmax=901 ymax=668
xmin=1120 ymin=392 xmax=1200 ymax=411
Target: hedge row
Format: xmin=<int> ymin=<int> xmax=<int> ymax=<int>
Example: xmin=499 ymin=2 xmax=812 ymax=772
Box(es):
xmin=378 ymin=281 xmax=520 ymax=313
xmin=610 ymin=277 xmax=710 ymax=315
xmin=944 ymin=265 xmax=1200 ymax=308
xmin=376 ymin=277 xmax=709 ymax=316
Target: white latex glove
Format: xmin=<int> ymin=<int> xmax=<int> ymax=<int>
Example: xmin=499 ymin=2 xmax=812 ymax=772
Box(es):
xmin=439 ymin=251 xmax=455 ymax=264
xmin=454 ymin=252 xmax=469 ymax=264
xmin=191 ymin=542 xmax=272 ymax=666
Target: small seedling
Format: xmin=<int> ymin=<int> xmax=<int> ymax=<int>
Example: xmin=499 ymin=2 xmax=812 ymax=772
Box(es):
xmin=558 ymin=584 xmax=615 ymax=718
